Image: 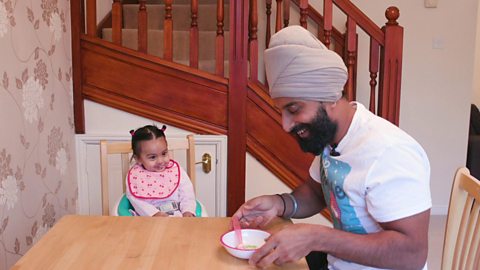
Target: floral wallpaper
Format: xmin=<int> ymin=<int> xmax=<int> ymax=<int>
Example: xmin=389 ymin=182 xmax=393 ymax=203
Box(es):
xmin=0 ymin=0 xmax=77 ymax=269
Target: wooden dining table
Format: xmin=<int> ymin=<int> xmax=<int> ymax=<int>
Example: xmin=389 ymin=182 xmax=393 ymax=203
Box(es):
xmin=12 ymin=215 xmax=309 ymax=269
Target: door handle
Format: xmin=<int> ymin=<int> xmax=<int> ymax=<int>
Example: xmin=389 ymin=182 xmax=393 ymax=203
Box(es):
xmin=195 ymin=153 xmax=212 ymax=173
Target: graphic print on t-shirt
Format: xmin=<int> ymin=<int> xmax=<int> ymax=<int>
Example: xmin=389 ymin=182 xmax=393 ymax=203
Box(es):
xmin=320 ymin=153 xmax=367 ymax=234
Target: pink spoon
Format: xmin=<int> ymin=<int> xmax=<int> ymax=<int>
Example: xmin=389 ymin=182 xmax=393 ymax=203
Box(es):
xmin=232 ymin=217 xmax=244 ymax=249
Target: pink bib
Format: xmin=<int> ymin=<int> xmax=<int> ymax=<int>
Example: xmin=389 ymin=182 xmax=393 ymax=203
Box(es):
xmin=127 ymin=161 xmax=180 ymax=199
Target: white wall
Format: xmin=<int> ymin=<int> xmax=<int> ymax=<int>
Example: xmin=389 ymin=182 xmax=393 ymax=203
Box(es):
xmin=474 ymin=1 xmax=480 ymax=107
xmin=350 ymin=0 xmax=478 ymax=214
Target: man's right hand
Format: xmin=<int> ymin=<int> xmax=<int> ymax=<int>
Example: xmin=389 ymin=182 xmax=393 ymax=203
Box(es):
xmin=232 ymin=195 xmax=284 ymax=229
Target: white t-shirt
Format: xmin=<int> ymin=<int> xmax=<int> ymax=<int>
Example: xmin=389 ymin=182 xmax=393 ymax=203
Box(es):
xmin=309 ymin=103 xmax=431 ymax=270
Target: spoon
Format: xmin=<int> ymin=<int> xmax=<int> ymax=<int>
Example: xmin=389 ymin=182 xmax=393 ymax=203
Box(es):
xmin=232 ymin=217 xmax=244 ymax=249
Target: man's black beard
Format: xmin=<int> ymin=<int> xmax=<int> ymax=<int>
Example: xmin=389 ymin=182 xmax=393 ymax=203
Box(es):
xmin=290 ymin=106 xmax=337 ymax=155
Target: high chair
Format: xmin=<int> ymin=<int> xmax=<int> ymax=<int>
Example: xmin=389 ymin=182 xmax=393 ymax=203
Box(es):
xmin=99 ymin=134 xmax=207 ymax=217
xmin=441 ymin=167 xmax=480 ymax=269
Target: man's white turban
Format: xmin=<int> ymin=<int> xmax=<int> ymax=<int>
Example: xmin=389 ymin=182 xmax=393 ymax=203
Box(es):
xmin=264 ymin=25 xmax=348 ymax=102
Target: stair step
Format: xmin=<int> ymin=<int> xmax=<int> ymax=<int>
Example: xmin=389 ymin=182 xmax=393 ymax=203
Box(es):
xmin=102 ymin=28 xmax=230 ymax=67
xmin=123 ymin=4 xmax=230 ymax=31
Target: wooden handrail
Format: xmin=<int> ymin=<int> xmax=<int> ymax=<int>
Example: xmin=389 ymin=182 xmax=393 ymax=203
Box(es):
xmin=333 ymin=0 xmax=384 ymax=45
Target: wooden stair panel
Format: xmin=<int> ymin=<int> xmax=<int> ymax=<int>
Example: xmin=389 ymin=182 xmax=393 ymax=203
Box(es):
xmin=80 ymin=39 xmax=228 ymax=134
xmin=123 ymin=4 xmax=230 ymax=31
xmin=246 ymin=89 xmax=313 ymax=188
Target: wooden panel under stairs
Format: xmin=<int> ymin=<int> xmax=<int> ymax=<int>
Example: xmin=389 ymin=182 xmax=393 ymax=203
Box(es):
xmin=246 ymin=84 xmax=314 ymax=188
xmin=80 ymin=37 xmax=228 ymax=135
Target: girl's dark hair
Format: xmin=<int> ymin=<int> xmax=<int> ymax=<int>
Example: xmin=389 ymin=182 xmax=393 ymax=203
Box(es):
xmin=130 ymin=125 xmax=167 ymax=156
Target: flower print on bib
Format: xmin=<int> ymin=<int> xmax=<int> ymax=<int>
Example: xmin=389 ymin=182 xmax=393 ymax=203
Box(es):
xmin=127 ymin=161 xmax=181 ymax=199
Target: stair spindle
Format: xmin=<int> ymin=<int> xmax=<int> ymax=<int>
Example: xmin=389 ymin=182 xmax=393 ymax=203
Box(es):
xmin=190 ymin=0 xmax=199 ymax=68
xmin=265 ymin=0 xmax=272 ymax=47
xmin=112 ymin=0 xmax=123 ymax=45
xmin=164 ymin=0 xmax=173 ymax=61
xmin=283 ymin=0 xmax=290 ymax=27
xmin=369 ymin=38 xmax=380 ymax=114
xmin=323 ymin=0 xmax=332 ymax=49
xmin=215 ymin=0 xmax=225 ymax=76
xmin=345 ymin=16 xmax=357 ymax=101
xmin=138 ymin=0 xmax=148 ymax=53
xmin=275 ymin=0 xmax=282 ymax=32
xmin=249 ymin=0 xmax=258 ymax=82
xmin=86 ymin=0 xmax=96 ymax=37
xmin=299 ymin=0 xmax=308 ymax=28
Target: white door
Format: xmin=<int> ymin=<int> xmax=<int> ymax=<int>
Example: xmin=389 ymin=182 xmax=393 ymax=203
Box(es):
xmin=194 ymin=135 xmax=227 ymax=217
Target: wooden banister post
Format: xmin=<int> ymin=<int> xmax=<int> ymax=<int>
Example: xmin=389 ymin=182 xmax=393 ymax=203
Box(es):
xmin=164 ymin=0 xmax=173 ymax=61
xmin=112 ymin=0 xmax=123 ymax=45
xmin=265 ymin=0 xmax=272 ymax=47
xmin=216 ymin=0 xmax=225 ymax=76
xmin=283 ymin=0 xmax=290 ymax=27
xmin=379 ymin=6 xmax=403 ymax=126
xmin=227 ymin=0 xmax=249 ymax=216
xmin=71 ymin=0 xmax=85 ymax=133
xmin=86 ymin=0 xmax=96 ymax=37
xmin=369 ymin=38 xmax=380 ymax=113
xmin=323 ymin=0 xmax=332 ymax=48
xmin=299 ymin=0 xmax=308 ymax=28
xmin=275 ymin=0 xmax=282 ymax=32
xmin=249 ymin=0 xmax=258 ymax=82
xmin=190 ymin=0 xmax=199 ymax=68
xmin=138 ymin=0 xmax=148 ymax=53
xmin=345 ymin=17 xmax=357 ymax=101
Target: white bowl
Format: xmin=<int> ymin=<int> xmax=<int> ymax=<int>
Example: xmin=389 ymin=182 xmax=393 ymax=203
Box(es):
xmin=220 ymin=229 xmax=270 ymax=259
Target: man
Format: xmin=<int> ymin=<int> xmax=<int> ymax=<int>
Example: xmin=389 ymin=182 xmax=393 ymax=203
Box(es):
xmin=233 ymin=25 xmax=431 ymax=270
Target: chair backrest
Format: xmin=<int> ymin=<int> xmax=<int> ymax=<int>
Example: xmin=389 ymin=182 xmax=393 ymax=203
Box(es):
xmin=441 ymin=167 xmax=480 ymax=270
xmin=99 ymin=134 xmax=196 ymax=215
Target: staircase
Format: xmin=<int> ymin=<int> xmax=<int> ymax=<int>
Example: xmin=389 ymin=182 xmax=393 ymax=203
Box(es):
xmin=71 ymin=0 xmax=404 ymax=215
xmin=101 ymin=1 xmax=230 ymax=74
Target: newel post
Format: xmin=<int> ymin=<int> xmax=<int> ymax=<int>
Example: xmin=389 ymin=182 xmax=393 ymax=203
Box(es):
xmin=379 ymin=6 xmax=403 ymax=126
xmin=227 ymin=0 xmax=249 ymax=215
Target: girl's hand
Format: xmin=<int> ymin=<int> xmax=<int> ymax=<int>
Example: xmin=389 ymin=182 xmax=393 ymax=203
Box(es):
xmin=182 ymin=211 xmax=195 ymax=217
xmin=153 ymin=211 xmax=169 ymax=217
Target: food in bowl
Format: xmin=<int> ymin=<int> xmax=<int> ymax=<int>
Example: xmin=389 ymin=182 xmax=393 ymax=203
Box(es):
xmin=220 ymin=229 xmax=270 ymax=259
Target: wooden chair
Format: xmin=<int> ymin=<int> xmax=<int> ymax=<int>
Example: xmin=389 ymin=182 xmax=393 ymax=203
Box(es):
xmin=99 ymin=134 xmax=204 ymax=216
xmin=441 ymin=167 xmax=480 ymax=270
